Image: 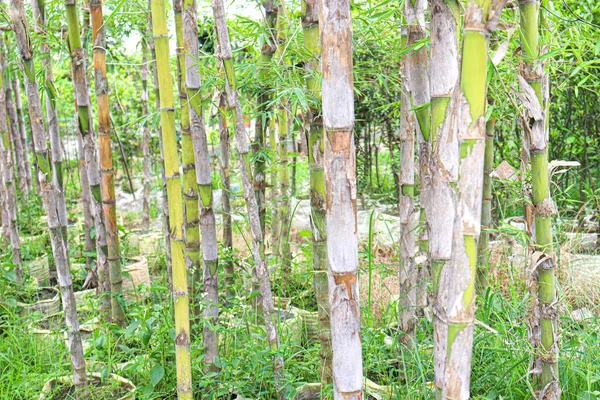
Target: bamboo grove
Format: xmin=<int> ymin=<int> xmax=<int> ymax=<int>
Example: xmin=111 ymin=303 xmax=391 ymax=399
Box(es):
xmin=0 ymin=0 xmax=598 ymax=399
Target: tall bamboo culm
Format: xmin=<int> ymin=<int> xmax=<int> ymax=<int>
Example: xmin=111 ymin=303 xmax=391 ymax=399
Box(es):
xmin=141 ymin=32 xmax=151 ymax=233
xmin=10 ymin=0 xmax=89 ymax=392
xmin=217 ymin=92 xmax=234 ymax=299
xmin=182 ymin=0 xmax=220 ymax=371
xmin=477 ymin=117 xmax=495 ymax=292
xmin=443 ymin=1 xmax=505 ymax=397
xmin=518 ymin=0 xmax=559 ymax=397
xmin=404 ymin=0 xmax=430 ymax=315
xmin=275 ymin=1 xmax=292 ymax=272
xmin=211 ymin=0 xmax=287 ymax=396
xmin=398 ymin=23 xmax=417 ymax=344
xmin=150 ymin=1 xmax=193 ymax=397
xmin=4 ymin=71 xmax=28 ymax=196
xmin=255 ymin=0 xmax=276 ymax=243
xmin=31 ymin=0 xmax=70 ymax=286
xmin=320 ymin=0 xmax=363 ymax=398
xmin=172 ymin=0 xmax=201 ymax=316
xmin=427 ymin=0 xmax=460 ymax=397
xmin=0 ymin=38 xmax=22 ymax=284
xmin=301 ymin=0 xmax=332 ymax=385
xmin=89 ymin=0 xmax=125 ymax=325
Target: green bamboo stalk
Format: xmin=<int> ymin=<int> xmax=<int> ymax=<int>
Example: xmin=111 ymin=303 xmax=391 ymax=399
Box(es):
xmin=519 ymin=0 xmax=559 ymax=396
xmin=173 ymin=0 xmax=201 ymax=316
xmin=150 ymin=1 xmax=193 ymax=397
xmin=182 ymin=0 xmax=220 ymax=372
xmin=443 ymin=0 xmax=506 ymax=397
xmin=301 ymin=0 xmax=332 ymax=385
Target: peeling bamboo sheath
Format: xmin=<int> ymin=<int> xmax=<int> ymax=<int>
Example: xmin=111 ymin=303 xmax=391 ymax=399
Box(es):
xmin=320 ymin=0 xmax=363 ymax=398
xmin=181 ymin=0 xmax=220 ymax=372
xmin=518 ymin=0 xmax=560 ymax=396
xmin=301 ymin=0 xmax=332 ymax=385
xmin=443 ymin=1 xmax=507 ymax=398
xmin=211 ymin=0 xmax=287 ymax=397
xmin=150 ymin=1 xmax=193 ymax=397
xmin=427 ymin=0 xmax=460 ymax=397
xmin=10 ymin=0 xmax=89 ymax=392
xmin=89 ymin=0 xmax=125 ymax=326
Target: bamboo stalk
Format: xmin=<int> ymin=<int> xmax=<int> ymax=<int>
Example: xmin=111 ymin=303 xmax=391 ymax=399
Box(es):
xmin=173 ymin=0 xmax=201 ymax=317
xmin=0 ymin=37 xmax=22 ymax=284
xmin=320 ymin=0 xmax=363 ymax=398
xmin=182 ymin=0 xmax=220 ymax=372
xmin=427 ymin=1 xmax=460 ymax=396
xmin=217 ymin=93 xmax=234 ymax=300
xmin=89 ymin=0 xmax=125 ymax=325
xmin=443 ymin=1 xmax=506 ymax=396
xmin=150 ymin=1 xmax=193 ymax=397
xmin=404 ymin=0 xmax=430 ymax=317
xmin=301 ymin=0 xmax=332 ymax=385
xmin=398 ymin=22 xmax=417 ymax=343
xmin=141 ymin=32 xmax=151 ymax=233
xmin=518 ymin=0 xmax=559 ymax=396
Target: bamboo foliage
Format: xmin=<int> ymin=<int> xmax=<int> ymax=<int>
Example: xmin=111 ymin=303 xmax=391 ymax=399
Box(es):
xmin=320 ymin=0 xmax=363 ymax=398
xmin=150 ymin=0 xmax=193 ymax=397
xmin=211 ymin=0 xmax=287 ymax=396
xmin=182 ymin=0 xmax=220 ymax=371
xmin=517 ymin=0 xmax=560 ymax=397
xmin=89 ymin=0 xmax=125 ymax=326
xmin=301 ymin=0 xmax=332 ymax=385
xmin=10 ymin=0 xmax=89 ymax=392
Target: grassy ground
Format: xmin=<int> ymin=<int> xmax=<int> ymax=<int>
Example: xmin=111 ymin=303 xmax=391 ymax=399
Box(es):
xmin=1 ymin=157 xmax=599 ymax=399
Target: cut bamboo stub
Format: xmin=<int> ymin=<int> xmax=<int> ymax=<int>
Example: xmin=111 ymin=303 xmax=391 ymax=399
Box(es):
xmin=39 ymin=373 xmax=136 ymax=400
